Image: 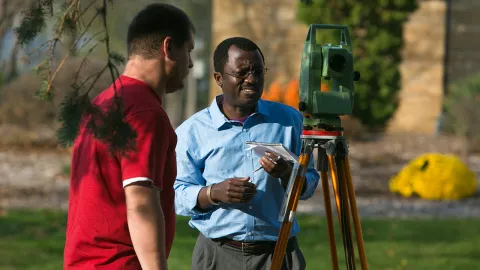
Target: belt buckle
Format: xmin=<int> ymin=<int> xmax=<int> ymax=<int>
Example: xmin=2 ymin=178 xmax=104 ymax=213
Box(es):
xmin=241 ymin=242 xmax=246 ymax=252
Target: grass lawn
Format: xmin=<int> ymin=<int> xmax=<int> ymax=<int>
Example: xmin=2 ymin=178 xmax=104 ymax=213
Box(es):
xmin=0 ymin=209 xmax=479 ymax=270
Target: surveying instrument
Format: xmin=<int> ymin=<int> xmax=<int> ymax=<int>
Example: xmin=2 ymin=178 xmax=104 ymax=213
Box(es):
xmin=270 ymin=24 xmax=368 ymax=270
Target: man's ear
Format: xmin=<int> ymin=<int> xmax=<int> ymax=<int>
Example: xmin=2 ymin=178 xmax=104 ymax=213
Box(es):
xmin=162 ymin=37 xmax=174 ymax=60
xmin=213 ymin=72 xmax=223 ymax=87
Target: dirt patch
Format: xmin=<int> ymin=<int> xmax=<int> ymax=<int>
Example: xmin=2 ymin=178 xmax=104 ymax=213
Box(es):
xmin=0 ymin=147 xmax=70 ymax=209
xmin=1 ymin=134 xmax=479 ymax=218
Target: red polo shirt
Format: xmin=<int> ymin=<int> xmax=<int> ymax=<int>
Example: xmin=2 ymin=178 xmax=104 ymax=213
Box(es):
xmin=64 ymin=75 xmax=177 ymax=269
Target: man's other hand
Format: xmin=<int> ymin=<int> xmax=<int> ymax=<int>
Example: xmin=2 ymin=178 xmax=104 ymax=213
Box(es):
xmin=211 ymin=177 xmax=257 ymax=203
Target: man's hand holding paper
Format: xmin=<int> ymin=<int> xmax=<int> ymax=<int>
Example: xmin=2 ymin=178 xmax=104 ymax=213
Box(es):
xmin=259 ymin=151 xmax=294 ymax=186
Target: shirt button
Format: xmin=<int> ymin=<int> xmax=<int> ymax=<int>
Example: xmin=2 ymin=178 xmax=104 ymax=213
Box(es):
xmin=248 ymin=232 xmax=253 ymax=236
xmin=249 ymin=206 xmax=253 ymax=210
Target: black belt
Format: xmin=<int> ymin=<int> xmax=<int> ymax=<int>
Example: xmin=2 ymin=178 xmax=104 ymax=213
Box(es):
xmin=211 ymin=237 xmax=294 ymax=254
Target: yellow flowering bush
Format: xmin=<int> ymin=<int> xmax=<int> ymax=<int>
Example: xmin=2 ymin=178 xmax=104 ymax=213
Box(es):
xmin=389 ymin=153 xmax=478 ymax=200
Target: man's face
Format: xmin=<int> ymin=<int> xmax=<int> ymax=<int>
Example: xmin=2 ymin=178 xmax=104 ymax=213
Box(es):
xmin=215 ymin=45 xmax=265 ymax=107
xmin=166 ymin=31 xmax=194 ymax=93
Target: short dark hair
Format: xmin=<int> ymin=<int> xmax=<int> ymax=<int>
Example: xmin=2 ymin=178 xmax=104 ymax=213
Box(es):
xmin=213 ymin=37 xmax=265 ymax=74
xmin=127 ymin=3 xmax=195 ymax=59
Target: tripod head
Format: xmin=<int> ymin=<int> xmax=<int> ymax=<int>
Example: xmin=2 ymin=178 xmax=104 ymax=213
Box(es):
xmin=298 ymin=24 xmax=360 ymax=133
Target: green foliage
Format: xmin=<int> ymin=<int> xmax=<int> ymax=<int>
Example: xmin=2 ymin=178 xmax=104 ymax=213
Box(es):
xmin=35 ymin=80 xmax=55 ymax=101
xmin=86 ymin=97 xmax=138 ymax=155
xmin=14 ymin=5 xmax=48 ymax=47
xmin=62 ymin=163 xmax=71 ymax=176
xmin=56 ymin=87 xmax=92 ymax=148
xmin=109 ymin=52 xmax=126 ymax=66
xmin=443 ymin=73 xmax=480 ymax=152
xmin=55 ymin=82 xmax=137 ymax=155
xmin=16 ymin=0 xmax=136 ymax=153
xmin=33 ymin=60 xmax=49 ymax=75
xmin=297 ymin=0 xmax=418 ymax=129
xmin=54 ymin=1 xmax=79 ymax=37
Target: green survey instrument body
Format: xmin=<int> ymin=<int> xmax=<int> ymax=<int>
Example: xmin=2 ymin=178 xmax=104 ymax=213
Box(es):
xmin=298 ymin=24 xmax=360 ymax=130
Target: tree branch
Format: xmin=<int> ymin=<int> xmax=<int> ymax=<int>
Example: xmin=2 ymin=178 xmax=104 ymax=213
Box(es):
xmin=16 ymin=0 xmax=136 ymax=151
xmin=100 ymin=0 xmax=119 ymax=97
xmin=74 ymin=43 xmax=100 ymax=86
xmin=44 ymin=5 xmax=101 ymax=98
xmin=47 ymin=0 xmax=78 ymax=86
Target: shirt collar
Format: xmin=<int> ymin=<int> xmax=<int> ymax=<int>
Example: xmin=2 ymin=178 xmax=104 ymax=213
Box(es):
xmin=209 ymin=94 xmax=270 ymax=129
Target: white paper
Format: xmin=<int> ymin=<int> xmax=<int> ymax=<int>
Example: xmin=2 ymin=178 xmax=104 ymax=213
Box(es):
xmin=245 ymin=141 xmax=299 ymax=162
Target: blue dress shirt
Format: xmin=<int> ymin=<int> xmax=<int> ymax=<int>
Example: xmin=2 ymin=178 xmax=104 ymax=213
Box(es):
xmin=174 ymin=95 xmax=320 ymax=242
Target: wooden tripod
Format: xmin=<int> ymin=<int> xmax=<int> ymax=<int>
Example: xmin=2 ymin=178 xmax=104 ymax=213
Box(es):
xmin=270 ymin=131 xmax=368 ymax=270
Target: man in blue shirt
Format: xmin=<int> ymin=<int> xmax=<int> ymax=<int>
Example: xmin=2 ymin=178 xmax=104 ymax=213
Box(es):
xmin=174 ymin=37 xmax=319 ymax=270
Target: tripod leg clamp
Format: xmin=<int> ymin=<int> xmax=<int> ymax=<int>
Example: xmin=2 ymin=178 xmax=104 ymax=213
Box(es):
xmin=322 ymin=138 xmax=349 ymax=157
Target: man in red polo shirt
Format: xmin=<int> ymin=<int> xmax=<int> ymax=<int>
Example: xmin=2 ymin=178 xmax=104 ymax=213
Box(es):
xmin=63 ymin=4 xmax=195 ymax=270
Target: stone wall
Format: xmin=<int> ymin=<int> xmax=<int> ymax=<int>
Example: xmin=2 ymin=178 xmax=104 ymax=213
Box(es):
xmin=387 ymin=0 xmax=446 ymax=134
xmin=446 ymin=0 xmax=480 ymax=86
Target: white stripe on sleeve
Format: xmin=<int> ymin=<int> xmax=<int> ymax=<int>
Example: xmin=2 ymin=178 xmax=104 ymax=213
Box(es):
xmin=123 ymin=177 xmax=153 ymax=188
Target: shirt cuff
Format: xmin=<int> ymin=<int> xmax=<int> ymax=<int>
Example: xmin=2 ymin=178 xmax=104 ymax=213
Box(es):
xmin=183 ymin=185 xmax=210 ymax=215
xmin=300 ymin=174 xmax=316 ymax=200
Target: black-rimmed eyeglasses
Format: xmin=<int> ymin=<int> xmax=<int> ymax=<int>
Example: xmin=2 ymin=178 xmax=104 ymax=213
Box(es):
xmin=224 ymin=68 xmax=269 ymax=80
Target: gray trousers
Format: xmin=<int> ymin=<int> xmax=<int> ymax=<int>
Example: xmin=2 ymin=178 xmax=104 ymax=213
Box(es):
xmin=191 ymin=234 xmax=306 ymax=270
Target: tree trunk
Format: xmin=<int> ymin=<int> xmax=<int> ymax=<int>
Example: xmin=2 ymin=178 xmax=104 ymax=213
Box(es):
xmin=184 ymin=50 xmax=197 ymax=118
xmin=164 ymin=90 xmax=185 ymax=129
xmin=4 ymin=13 xmax=21 ymax=83
xmin=0 ymin=0 xmax=6 ymax=60
xmin=0 ymin=0 xmax=9 ymax=77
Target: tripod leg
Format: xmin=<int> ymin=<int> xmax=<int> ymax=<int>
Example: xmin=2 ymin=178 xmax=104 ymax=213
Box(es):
xmin=342 ymin=157 xmax=369 ymax=270
xmin=318 ymin=144 xmax=340 ymax=270
xmin=329 ymin=164 xmax=342 ymax=225
xmin=320 ymin=171 xmax=339 ymax=270
xmin=271 ymin=146 xmax=312 ymax=270
xmin=337 ymin=156 xmax=356 ymax=270
xmin=327 ymin=149 xmax=356 ymax=270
